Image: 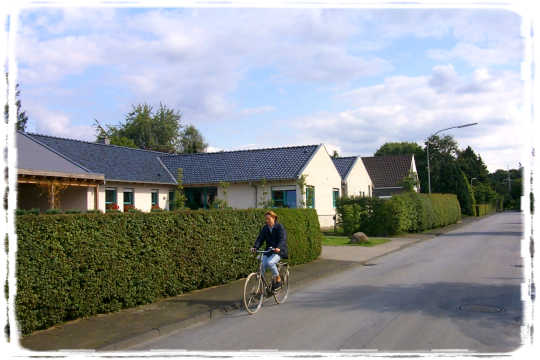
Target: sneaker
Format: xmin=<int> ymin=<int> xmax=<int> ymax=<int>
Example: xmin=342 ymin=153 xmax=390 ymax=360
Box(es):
xmin=272 ymin=281 xmax=282 ymax=292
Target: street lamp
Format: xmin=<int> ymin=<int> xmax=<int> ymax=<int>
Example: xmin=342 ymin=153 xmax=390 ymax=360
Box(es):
xmin=471 ymin=177 xmax=477 ymax=187
xmin=426 ymin=122 xmax=478 ymax=194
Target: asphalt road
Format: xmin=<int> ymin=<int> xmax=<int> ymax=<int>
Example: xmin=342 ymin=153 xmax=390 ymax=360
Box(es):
xmin=131 ymin=212 xmax=524 ymax=353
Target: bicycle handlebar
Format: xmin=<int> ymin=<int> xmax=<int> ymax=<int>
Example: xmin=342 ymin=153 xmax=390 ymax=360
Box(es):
xmin=255 ymin=247 xmax=275 ymax=254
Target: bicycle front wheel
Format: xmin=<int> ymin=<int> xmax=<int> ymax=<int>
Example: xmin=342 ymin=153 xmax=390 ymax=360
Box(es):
xmin=243 ymin=272 xmax=264 ymax=314
xmin=274 ymin=265 xmax=289 ymax=304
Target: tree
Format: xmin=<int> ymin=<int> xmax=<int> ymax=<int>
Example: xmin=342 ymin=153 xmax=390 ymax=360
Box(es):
xmin=374 ymin=142 xmax=423 ymax=157
xmin=180 ymin=125 xmax=208 ymax=153
xmin=473 ymin=182 xmax=498 ymax=203
xmin=4 ymin=75 xmax=29 ymax=131
xmin=457 ymin=146 xmax=489 ymax=183
xmin=400 ymin=170 xmax=419 ymax=192
xmin=331 ymin=150 xmax=339 ymax=158
xmin=96 ymin=103 xmax=183 ymax=153
xmin=172 ymin=168 xmax=187 ymax=210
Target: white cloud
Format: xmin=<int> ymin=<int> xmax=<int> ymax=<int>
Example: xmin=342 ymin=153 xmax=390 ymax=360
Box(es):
xmin=17 ymin=8 xmax=393 ymax=125
xmin=427 ymin=42 xmax=523 ymax=67
xmin=26 ymin=105 xmax=95 ymax=141
xmin=292 ymin=67 xmax=523 ymax=171
xmin=240 ymin=106 xmax=276 ymax=116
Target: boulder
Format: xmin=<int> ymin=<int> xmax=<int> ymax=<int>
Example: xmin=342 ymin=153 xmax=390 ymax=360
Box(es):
xmin=349 ymin=232 xmax=369 ymax=244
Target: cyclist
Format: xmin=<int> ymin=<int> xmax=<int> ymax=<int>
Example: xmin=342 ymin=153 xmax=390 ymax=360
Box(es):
xmin=251 ymin=210 xmax=288 ymax=292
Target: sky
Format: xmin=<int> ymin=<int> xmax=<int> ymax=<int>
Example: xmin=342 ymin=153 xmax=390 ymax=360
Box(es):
xmin=14 ymin=4 xmax=526 ymax=172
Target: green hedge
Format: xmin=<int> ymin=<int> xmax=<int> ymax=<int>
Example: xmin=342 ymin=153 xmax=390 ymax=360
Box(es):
xmin=337 ymin=192 xmax=461 ymax=236
xmin=475 ymin=202 xmax=497 ymax=216
xmin=16 ymin=208 xmax=322 ymax=335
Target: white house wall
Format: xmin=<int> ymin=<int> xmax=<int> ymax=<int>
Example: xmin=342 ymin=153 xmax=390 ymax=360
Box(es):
xmin=345 ymin=158 xmax=373 ymax=197
xmin=101 ymin=182 xmax=176 ymax=212
xmin=300 ymin=145 xmax=342 ymax=228
xmin=217 ymin=183 xmax=257 ymax=209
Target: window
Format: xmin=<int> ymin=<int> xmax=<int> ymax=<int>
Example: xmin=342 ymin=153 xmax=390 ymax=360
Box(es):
xmin=184 ymin=187 xmax=217 ymax=209
xmin=123 ymin=189 xmax=134 ymax=205
xmin=272 ymin=190 xmax=296 ymax=208
xmin=168 ymin=191 xmax=175 ymax=210
xmin=333 ymin=189 xmax=339 ymax=208
xmin=105 ymin=188 xmax=117 ymax=205
xmin=151 ymin=190 xmax=159 ymax=206
xmin=306 ymin=186 xmax=315 ymax=209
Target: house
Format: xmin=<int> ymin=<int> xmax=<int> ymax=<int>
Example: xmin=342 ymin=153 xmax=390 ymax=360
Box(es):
xmin=16 ymin=132 xmax=343 ymax=227
xmin=17 ymin=131 xmax=177 ymax=213
xmin=161 ymin=143 xmax=342 ymax=227
xmin=361 ymin=154 xmax=419 ymax=198
xmin=332 ymin=156 xmax=373 ymax=198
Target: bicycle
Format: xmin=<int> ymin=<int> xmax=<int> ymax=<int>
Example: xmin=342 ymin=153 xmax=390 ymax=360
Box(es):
xmin=243 ymin=247 xmax=290 ymax=314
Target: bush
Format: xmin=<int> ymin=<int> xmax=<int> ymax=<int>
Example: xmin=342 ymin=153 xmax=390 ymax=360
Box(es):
xmin=64 ymin=209 xmax=82 ymax=214
xmin=85 ymin=210 xmax=102 ymax=214
xmin=475 ymin=201 xmax=497 ymax=216
xmin=16 ymin=209 xmax=40 ymax=216
xmin=15 ymin=208 xmax=322 ymax=335
xmin=44 ymin=209 xmax=63 ymax=215
xmin=337 ymin=193 xmax=461 ymax=236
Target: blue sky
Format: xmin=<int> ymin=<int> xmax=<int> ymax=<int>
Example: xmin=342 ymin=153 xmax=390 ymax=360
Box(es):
xmin=15 ymin=5 xmax=525 ymax=171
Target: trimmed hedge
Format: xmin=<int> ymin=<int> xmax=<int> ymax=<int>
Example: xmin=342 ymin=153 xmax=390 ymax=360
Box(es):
xmin=475 ymin=202 xmax=497 ymax=216
xmin=16 ymin=208 xmax=322 ymax=335
xmin=337 ymin=192 xmax=461 ymax=236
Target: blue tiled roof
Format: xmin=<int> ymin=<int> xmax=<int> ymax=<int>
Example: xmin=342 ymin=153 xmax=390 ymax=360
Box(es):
xmin=24 ymin=133 xmax=177 ymax=184
xmin=160 ymin=145 xmax=320 ymax=185
xmin=332 ymin=157 xmax=357 ymax=179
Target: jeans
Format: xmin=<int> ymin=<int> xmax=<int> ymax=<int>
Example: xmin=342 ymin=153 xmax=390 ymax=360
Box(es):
xmin=261 ymin=253 xmax=281 ymax=277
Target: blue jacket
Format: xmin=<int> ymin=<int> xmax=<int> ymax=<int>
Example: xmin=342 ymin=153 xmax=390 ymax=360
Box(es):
xmin=254 ymin=222 xmax=288 ymax=259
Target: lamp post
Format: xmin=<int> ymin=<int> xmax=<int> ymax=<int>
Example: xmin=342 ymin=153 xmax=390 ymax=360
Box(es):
xmin=471 ymin=177 xmax=477 ymax=188
xmin=426 ymin=122 xmax=478 ymax=194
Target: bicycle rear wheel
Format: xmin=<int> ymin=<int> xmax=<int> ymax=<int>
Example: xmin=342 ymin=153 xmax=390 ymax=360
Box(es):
xmin=273 ymin=265 xmax=289 ymax=304
xmin=243 ymin=272 xmax=264 ymax=314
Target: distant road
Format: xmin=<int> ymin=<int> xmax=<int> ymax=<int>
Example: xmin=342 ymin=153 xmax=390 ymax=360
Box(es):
xmin=133 ymin=212 xmax=524 ymax=353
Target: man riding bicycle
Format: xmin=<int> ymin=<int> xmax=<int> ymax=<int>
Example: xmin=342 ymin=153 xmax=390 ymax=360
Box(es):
xmin=251 ymin=210 xmax=288 ymax=292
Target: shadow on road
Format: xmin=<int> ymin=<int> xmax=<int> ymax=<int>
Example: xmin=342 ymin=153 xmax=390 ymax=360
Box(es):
xmin=291 ymin=282 xmax=523 ymax=326
xmin=438 ymin=232 xmax=523 ymax=237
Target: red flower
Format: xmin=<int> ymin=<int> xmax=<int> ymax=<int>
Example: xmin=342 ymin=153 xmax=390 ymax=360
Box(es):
xmin=106 ymin=203 xmax=120 ymax=210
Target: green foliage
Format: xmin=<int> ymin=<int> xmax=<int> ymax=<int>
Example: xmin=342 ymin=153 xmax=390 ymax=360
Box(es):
xmin=400 ymin=170 xmax=420 ymax=192
xmin=15 ymin=209 xmax=322 ymax=335
xmin=336 ymin=193 xmax=461 ymax=236
xmin=64 ymin=209 xmax=82 ymax=214
xmin=457 ymin=146 xmax=489 ymax=183
xmin=85 ymin=210 xmax=103 ymax=214
xmin=374 ymin=142 xmax=423 ymax=157
xmin=44 ymin=209 xmax=63 ymax=215
xmin=172 ymin=168 xmax=188 ymax=210
xmin=257 ymin=179 xmax=273 ymax=208
xmin=95 ymin=103 xmax=184 ymax=153
xmin=16 ymin=209 xmax=39 ymax=216
xmin=210 ymin=182 xmax=232 ymax=209
xmin=473 ymin=182 xmax=498 ymax=203
xmin=474 ymin=202 xmax=497 ymax=216
xmin=180 ymin=125 xmax=208 ymax=153
xmin=4 ymin=75 xmax=29 ymax=131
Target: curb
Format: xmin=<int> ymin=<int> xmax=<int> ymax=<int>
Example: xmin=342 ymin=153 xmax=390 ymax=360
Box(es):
xmin=99 ymin=302 xmax=242 ymax=351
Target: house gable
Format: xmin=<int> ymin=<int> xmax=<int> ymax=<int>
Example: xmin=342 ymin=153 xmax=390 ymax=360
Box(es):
xmin=361 ymin=154 xmax=414 ymax=189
